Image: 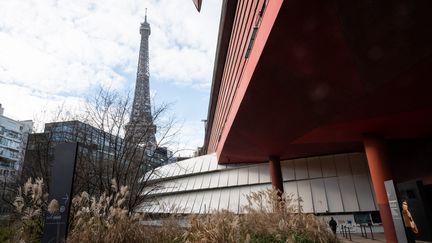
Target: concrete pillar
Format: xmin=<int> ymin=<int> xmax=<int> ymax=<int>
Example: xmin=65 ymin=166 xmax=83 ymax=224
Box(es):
xmin=363 ymin=136 xmax=398 ymax=243
xmin=269 ymin=156 xmax=284 ymax=194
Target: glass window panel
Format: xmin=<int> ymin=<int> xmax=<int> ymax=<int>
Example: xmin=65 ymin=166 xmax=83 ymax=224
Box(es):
xmin=334 ymin=154 xmax=351 ymax=176
xmin=308 ymin=157 xmax=322 ymax=178
xmin=181 ymin=194 xmax=193 ymax=214
xmin=324 ymin=178 xmax=344 ymax=213
xmin=208 ymin=157 xmax=218 ymax=171
xmin=228 ymin=188 xmax=240 ymax=213
xmin=349 ymin=153 xmax=368 ymax=175
xmin=193 ymin=175 xmax=203 ymax=190
xmin=338 ymin=176 xmax=359 ymax=212
xmin=201 ymin=173 xmax=212 ymax=189
xmin=186 ymin=176 xmax=196 ymax=190
xmin=281 ymin=160 xmax=295 ymax=181
xmin=248 ymin=184 xmax=267 ymax=210
xmin=178 ymin=177 xmax=189 ymax=191
xmin=311 ymin=179 xmax=328 ymax=213
xmin=259 ymin=164 xmax=270 ymax=183
xmin=193 ymin=159 xmax=203 ymax=173
xmin=297 ymin=180 xmax=314 ymax=213
xmin=159 ymin=181 xmax=169 ymax=193
xmin=165 ymin=195 xmax=178 ymax=212
xmin=185 ymin=193 xmax=196 ymax=214
xmin=172 ymin=178 xmax=181 ymax=192
xmin=209 ymin=189 xmax=221 ymax=212
xmin=176 ymin=195 xmax=187 ymax=212
xmin=166 ymin=164 xmax=175 ymax=177
xmin=294 ymin=159 xmax=309 ymax=179
xmin=141 ymin=202 xmax=152 ymax=213
xmin=172 ymin=164 xmax=181 ymax=177
xmin=178 ymin=161 xmax=190 ymax=176
xmin=248 ymin=166 xmax=259 ymax=184
xmin=157 ymin=196 xmax=167 ymax=213
xmin=192 ymin=192 xmax=205 ymax=213
xmin=369 ymin=175 xmax=379 ymax=209
xmin=218 ymin=188 xmax=230 ymax=211
xmin=167 ymin=181 xmax=177 ymax=193
xmin=200 ymin=155 xmax=211 ymax=172
xmin=353 ymin=175 xmax=376 ymax=211
xmin=170 ymin=179 xmax=180 ymax=192
xmin=227 ymin=169 xmax=239 ymax=186
xmin=151 ymin=201 xmax=160 ymax=214
xmin=237 ymin=167 xmax=249 ymax=185
xmin=283 ymin=181 xmax=298 ymax=202
xmin=217 ymin=164 xmax=227 ymax=171
xmin=321 ymin=155 xmax=336 ymax=177
xmin=209 ymin=173 xmax=220 ymax=188
xmin=218 ymin=171 xmax=229 ymax=187
xmin=200 ymin=191 xmax=213 ymax=214
xmin=238 ymin=186 xmax=251 ymax=213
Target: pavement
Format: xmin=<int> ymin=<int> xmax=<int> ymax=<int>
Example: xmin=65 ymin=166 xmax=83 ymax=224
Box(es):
xmin=339 ymin=233 xmax=431 ymax=243
xmin=338 ymin=233 xmax=385 ymax=242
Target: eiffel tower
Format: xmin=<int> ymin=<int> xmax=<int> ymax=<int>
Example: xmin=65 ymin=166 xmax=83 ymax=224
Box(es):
xmin=126 ymin=10 xmax=156 ymax=147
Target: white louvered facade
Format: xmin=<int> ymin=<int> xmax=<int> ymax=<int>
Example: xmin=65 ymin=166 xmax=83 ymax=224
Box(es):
xmin=140 ymin=152 xmax=377 ymax=215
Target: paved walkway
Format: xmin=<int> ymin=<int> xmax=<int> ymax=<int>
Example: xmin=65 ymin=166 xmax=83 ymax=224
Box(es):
xmin=339 ymin=233 xmax=385 ymax=242
xmin=339 ymin=233 xmax=431 ymax=243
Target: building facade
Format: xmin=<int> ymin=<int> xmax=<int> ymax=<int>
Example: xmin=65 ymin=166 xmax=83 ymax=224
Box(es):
xmin=22 ymin=120 xmax=125 ymax=187
xmin=22 ymin=120 xmax=172 ymax=187
xmin=144 ymin=153 xmax=377 ymax=212
xmin=0 ymin=104 xmax=32 ymax=215
xmin=0 ymin=104 xmax=32 ymax=180
xmin=143 ymin=1 xmax=432 ymax=242
xmin=143 ymin=152 xmax=383 ymax=232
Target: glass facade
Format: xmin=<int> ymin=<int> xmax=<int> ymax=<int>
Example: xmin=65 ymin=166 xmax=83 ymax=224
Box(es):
xmin=142 ymin=152 xmax=378 ymax=216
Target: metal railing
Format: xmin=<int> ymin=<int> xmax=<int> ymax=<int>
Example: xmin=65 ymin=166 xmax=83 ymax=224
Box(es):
xmin=340 ymin=223 xmax=376 ymax=241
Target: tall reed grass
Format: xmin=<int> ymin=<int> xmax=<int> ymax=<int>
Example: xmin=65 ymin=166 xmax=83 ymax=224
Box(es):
xmin=9 ymin=178 xmax=339 ymax=243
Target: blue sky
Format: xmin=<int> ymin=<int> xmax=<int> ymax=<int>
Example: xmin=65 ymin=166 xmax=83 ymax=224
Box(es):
xmin=0 ymin=0 xmax=222 ymax=156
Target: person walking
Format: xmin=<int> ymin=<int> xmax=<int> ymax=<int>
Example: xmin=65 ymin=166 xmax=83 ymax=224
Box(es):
xmin=329 ymin=217 xmax=337 ymax=235
xmin=402 ymin=200 xmax=418 ymax=243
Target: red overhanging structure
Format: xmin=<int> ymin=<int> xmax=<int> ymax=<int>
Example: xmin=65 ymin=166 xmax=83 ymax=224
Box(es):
xmin=203 ymin=0 xmax=432 ymax=242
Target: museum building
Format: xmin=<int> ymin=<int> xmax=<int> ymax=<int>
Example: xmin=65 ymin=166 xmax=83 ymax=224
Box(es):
xmin=143 ymin=1 xmax=432 ymax=242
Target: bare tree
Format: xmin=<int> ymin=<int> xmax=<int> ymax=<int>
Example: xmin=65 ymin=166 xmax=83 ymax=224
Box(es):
xmin=19 ymin=87 xmax=180 ymax=212
xmin=20 ymin=104 xmax=77 ymax=189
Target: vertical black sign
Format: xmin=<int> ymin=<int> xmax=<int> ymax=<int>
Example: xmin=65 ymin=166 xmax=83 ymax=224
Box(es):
xmin=42 ymin=142 xmax=78 ymax=243
xmin=384 ymin=180 xmax=408 ymax=243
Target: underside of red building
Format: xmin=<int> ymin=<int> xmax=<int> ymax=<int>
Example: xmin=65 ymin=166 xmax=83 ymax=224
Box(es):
xmin=204 ymin=0 xmax=432 ymax=242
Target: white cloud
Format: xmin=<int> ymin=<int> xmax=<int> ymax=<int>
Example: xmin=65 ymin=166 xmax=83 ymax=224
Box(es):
xmin=0 ymin=83 xmax=85 ymax=123
xmin=0 ymin=0 xmax=221 ymax=94
xmin=0 ymin=0 xmax=221 ymax=151
xmin=171 ymin=121 xmax=206 ymax=157
xmin=147 ymin=1 xmax=222 ymax=89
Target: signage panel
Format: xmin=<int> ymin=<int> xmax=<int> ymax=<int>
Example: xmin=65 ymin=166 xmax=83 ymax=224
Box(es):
xmin=42 ymin=143 xmax=78 ymax=243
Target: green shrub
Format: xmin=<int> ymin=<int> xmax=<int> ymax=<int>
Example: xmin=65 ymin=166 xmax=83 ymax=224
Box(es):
xmin=292 ymin=232 xmax=315 ymax=243
xmin=0 ymin=225 xmax=17 ymax=242
xmin=250 ymin=232 xmax=288 ymax=243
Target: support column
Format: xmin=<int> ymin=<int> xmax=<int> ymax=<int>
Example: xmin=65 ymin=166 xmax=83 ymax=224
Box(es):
xmin=363 ymin=136 xmax=398 ymax=243
xmin=269 ymin=156 xmax=284 ymax=194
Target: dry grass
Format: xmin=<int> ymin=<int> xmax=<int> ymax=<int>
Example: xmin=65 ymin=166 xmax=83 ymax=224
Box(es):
xmin=181 ymin=189 xmax=339 ymax=243
xmin=67 ymin=179 xmax=185 ymax=243
xmin=242 ymin=189 xmax=338 ymax=243
xmin=11 ymin=178 xmax=48 ymax=242
xmin=185 ymin=210 xmax=242 ymax=242
xmin=68 ymin=179 xmax=140 ymax=242
xmin=10 ymin=179 xmax=338 ymax=243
